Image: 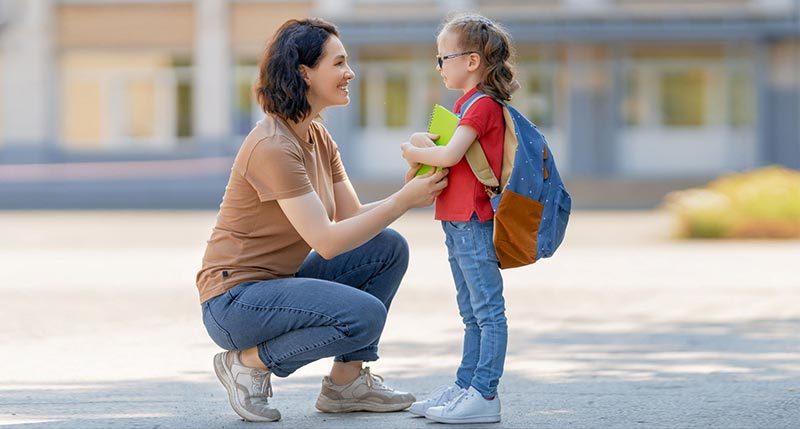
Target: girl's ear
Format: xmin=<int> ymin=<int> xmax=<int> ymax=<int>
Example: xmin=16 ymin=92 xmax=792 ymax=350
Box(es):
xmin=467 ymin=53 xmax=482 ymax=72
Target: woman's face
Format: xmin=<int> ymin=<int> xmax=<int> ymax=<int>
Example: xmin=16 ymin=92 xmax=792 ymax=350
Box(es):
xmin=303 ymin=36 xmax=355 ymax=111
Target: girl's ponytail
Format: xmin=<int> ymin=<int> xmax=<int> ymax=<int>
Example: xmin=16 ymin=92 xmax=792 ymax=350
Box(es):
xmin=479 ymin=22 xmax=516 ymax=101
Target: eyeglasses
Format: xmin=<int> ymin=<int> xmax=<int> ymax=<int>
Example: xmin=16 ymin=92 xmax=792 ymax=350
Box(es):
xmin=436 ymin=51 xmax=476 ymax=69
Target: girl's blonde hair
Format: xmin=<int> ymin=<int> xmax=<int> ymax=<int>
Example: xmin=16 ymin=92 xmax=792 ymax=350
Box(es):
xmin=441 ymin=13 xmax=517 ymax=102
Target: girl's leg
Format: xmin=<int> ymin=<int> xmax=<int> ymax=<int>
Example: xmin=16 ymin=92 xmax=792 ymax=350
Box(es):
xmin=445 ymin=217 xmax=507 ymax=398
xmin=442 ymin=221 xmax=481 ymax=391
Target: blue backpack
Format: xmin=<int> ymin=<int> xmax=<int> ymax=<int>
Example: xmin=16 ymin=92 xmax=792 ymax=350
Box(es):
xmin=459 ymin=91 xmax=571 ymax=269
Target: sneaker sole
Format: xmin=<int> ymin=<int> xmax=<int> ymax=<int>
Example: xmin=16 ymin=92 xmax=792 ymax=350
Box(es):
xmin=407 ymin=407 xmax=428 ymax=417
xmin=213 ymin=353 xmax=281 ymax=422
xmin=425 ymin=413 xmax=501 ymax=424
xmin=315 ymin=395 xmax=413 ymax=413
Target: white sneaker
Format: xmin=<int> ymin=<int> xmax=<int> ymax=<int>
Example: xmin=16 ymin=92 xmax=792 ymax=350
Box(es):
xmin=407 ymin=384 xmax=462 ymax=417
xmin=425 ymin=386 xmax=501 ymax=424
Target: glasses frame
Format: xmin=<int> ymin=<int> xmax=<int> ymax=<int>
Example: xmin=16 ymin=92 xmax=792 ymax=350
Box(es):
xmin=436 ymin=51 xmax=477 ymax=69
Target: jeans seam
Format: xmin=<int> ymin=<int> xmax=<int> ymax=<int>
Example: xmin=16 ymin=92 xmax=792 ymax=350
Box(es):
xmin=274 ymin=332 xmax=347 ymax=362
xmin=338 ymin=346 xmax=380 ymax=362
xmin=331 ymin=261 xmax=384 ymax=285
xmin=229 ymin=299 xmax=350 ymax=335
xmin=204 ymin=303 xmax=237 ymax=350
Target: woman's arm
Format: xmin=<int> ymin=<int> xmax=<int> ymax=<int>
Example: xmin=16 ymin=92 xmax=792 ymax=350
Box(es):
xmin=333 ymin=179 xmax=388 ymax=221
xmin=401 ymin=125 xmax=478 ymax=168
xmin=278 ymin=169 xmax=448 ymax=260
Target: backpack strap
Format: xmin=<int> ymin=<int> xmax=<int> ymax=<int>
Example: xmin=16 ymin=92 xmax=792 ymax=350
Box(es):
xmin=459 ymin=92 xmax=501 ymax=195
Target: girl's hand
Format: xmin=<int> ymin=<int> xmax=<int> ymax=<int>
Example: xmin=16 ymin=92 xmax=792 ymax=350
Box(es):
xmin=410 ymin=132 xmax=438 ymax=148
xmin=400 ymin=142 xmax=418 ymax=165
xmin=395 ymin=168 xmax=449 ymax=209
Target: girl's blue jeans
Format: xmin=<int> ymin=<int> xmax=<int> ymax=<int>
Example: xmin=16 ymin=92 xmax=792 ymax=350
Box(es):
xmin=442 ymin=214 xmax=508 ymax=398
xmin=201 ymin=229 xmax=408 ymax=378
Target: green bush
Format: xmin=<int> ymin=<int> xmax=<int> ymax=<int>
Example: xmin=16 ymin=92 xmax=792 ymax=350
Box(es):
xmin=663 ymin=166 xmax=800 ymax=239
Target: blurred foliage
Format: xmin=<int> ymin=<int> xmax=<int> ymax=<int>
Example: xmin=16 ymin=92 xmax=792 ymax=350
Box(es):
xmin=663 ymin=166 xmax=800 ymax=239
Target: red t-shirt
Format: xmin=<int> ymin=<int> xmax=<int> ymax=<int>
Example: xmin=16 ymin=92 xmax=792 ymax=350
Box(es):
xmin=435 ymin=87 xmax=505 ymax=222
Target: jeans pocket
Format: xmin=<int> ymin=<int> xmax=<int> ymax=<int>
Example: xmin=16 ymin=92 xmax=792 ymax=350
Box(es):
xmin=202 ymin=301 xmax=237 ymax=350
xmin=447 ymin=220 xmax=470 ymax=231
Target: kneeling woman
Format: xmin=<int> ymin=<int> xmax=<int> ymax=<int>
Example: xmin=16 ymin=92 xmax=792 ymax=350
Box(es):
xmin=195 ymin=18 xmax=448 ymax=422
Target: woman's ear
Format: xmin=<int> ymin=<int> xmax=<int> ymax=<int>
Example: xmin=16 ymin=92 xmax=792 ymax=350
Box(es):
xmin=298 ymin=65 xmax=311 ymax=84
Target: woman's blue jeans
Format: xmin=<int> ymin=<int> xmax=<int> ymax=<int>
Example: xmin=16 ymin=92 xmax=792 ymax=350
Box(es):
xmin=442 ymin=215 xmax=508 ymax=398
xmin=201 ymin=229 xmax=409 ymax=378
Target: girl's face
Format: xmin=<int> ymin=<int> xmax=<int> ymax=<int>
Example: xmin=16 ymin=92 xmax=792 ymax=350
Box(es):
xmin=303 ymin=36 xmax=355 ymax=111
xmin=436 ymin=30 xmax=478 ymax=91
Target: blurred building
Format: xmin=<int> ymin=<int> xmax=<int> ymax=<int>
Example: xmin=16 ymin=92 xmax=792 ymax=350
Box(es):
xmin=0 ymin=0 xmax=798 ymax=208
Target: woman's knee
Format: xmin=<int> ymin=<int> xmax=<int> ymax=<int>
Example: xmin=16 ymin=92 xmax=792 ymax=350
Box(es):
xmin=348 ymin=295 xmax=388 ymax=344
xmin=377 ymin=228 xmax=409 ymax=268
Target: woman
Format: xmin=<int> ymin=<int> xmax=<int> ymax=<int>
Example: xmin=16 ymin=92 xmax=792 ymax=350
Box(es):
xmin=196 ymin=18 xmax=448 ymax=422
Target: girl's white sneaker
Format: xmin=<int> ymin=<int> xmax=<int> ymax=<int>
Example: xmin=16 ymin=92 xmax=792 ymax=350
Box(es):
xmin=425 ymin=386 xmax=501 ymax=424
xmin=407 ymin=384 xmax=462 ymax=416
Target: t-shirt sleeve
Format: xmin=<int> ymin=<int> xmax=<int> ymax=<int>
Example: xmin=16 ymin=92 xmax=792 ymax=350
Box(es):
xmin=458 ymin=97 xmax=502 ymax=139
xmin=240 ymin=137 xmax=314 ymax=202
xmin=328 ymin=138 xmax=349 ymax=184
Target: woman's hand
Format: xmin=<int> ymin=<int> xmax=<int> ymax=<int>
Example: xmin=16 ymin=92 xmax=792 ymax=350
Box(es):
xmin=394 ymin=168 xmax=449 ymax=210
xmin=404 ymin=164 xmax=421 ymax=183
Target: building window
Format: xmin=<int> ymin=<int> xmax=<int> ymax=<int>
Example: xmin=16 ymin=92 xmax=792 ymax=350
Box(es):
xmin=514 ymin=63 xmax=559 ymax=129
xmin=60 ymin=52 xmax=193 ymax=150
xmin=622 ymin=71 xmax=644 ymax=126
xmin=728 ymin=70 xmax=755 ymax=127
xmin=233 ymin=60 xmax=259 ymax=136
xmin=526 ymin=72 xmax=555 ymax=128
xmin=358 ymin=62 xmax=422 ymax=130
xmin=621 ymin=60 xmax=753 ymax=129
xmin=385 ymin=72 xmax=409 ymax=128
xmin=660 ymin=69 xmax=707 ymax=127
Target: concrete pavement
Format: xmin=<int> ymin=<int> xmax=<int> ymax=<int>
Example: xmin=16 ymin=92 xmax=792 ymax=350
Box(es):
xmin=0 ymin=210 xmax=798 ymax=428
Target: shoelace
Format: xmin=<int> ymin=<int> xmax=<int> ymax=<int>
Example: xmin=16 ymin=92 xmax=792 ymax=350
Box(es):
xmin=251 ymin=369 xmax=273 ymax=399
xmin=436 ymin=386 xmax=461 ymax=405
xmin=425 ymin=384 xmax=450 ymax=403
xmin=444 ymin=388 xmax=471 ymax=411
xmin=363 ymin=367 xmax=392 ymax=391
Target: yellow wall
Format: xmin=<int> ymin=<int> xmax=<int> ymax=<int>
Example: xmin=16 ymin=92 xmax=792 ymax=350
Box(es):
xmin=57 ymin=3 xmax=193 ymax=51
xmin=60 ymin=53 xmax=172 ymax=149
xmin=230 ymin=2 xmax=313 ymax=55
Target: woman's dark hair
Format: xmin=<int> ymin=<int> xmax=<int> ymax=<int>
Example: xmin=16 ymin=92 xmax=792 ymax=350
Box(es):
xmin=255 ymin=18 xmax=339 ymax=123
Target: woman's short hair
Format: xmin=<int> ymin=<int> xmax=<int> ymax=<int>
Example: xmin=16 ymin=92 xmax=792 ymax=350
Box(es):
xmin=255 ymin=18 xmax=339 ymax=123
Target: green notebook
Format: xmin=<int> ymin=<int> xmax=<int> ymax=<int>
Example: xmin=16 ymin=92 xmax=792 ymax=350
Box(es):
xmin=415 ymin=104 xmax=460 ymax=176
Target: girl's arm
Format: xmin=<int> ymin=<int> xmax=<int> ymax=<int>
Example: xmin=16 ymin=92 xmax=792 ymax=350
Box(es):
xmin=401 ymin=125 xmax=478 ymax=168
xmin=277 ymin=169 xmax=448 ymax=260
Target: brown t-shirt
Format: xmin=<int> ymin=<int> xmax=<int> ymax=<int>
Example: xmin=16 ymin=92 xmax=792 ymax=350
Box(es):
xmin=196 ymin=114 xmax=348 ymax=303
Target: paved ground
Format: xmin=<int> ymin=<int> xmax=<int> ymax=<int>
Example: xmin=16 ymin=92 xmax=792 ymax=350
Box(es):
xmin=0 ymin=209 xmax=798 ymax=428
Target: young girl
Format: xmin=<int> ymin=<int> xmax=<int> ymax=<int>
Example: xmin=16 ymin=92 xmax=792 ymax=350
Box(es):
xmin=401 ymin=13 xmax=517 ymax=424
